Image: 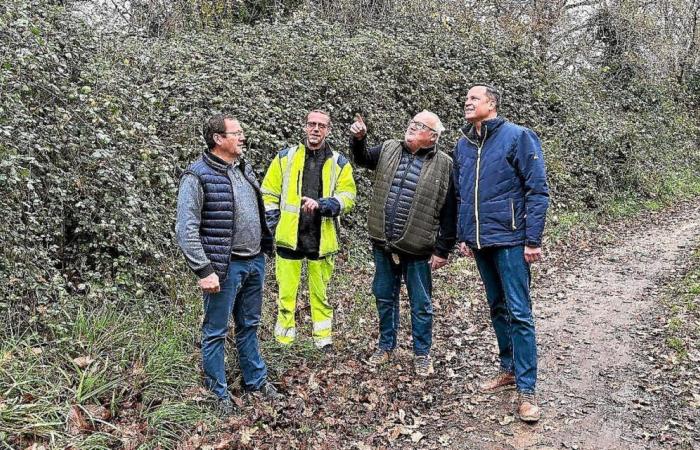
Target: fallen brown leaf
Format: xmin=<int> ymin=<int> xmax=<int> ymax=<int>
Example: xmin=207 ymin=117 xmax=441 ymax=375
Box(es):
xmin=72 ymin=356 xmax=94 ymax=369
xmin=66 ymin=405 xmax=92 ymax=435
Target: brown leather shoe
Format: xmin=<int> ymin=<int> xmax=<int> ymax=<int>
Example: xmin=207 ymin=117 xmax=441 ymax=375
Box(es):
xmin=368 ymin=348 xmax=392 ymax=367
xmin=517 ymin=392 xmax=541 ymax=422
xmin=479 ymin=371 xmax=516 ymax=393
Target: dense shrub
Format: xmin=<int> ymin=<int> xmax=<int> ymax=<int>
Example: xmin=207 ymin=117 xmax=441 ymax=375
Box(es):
xmin=1 ymin=0 xmax=699 ymax=325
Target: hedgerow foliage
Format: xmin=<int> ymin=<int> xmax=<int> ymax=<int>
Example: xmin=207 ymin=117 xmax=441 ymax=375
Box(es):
xmin=1 ymin=0 xmax=699 ymax=447
xmin=1 ymin=0 xmax=699 ymax=334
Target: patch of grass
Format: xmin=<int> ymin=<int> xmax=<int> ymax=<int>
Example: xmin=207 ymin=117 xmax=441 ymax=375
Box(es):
xmin=607 ymin=195 xmax=646 ymax=219
xmin=587 ymin=168 xmax=700 ymax=225
xmin=297 ymin=424 xmax=313 ymax=434
xmin=666 ymin=337 xmax=687 ymax=359
xmin=660 ymin=247 xmax=700 ymax=364
xmin=0 ymin=397 xmax=64 ymax=441
xmin=643 ymin=199 xmax=663 ymax=211
xmin=667 ymin=317 xmax=683 ymax=333
xmin=547 ymin=210 xmax=596 ymax=242
xmin=688 ymin=283 xmax=700 ymax=295
xmin=74 ymin=363 xmax=123 ymax=404
xmin=0 ymin=291 xmax=215 ymax=449
xmin=544 ymin=167 xmax=700 ymax=259
xmin=144 ymin=401 xmax=213 ymax=449
xmin=660 ymin=169 xmax=700 ymax=200
xmin=74 ymin=432 xmax=120 ymax=450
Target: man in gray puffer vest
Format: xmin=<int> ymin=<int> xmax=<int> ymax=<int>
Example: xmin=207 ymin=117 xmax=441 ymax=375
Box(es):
xmin=349 ymin=111 xmax=457 ymax=377
xmin=176 ymin=114 xmax=280 ymax=416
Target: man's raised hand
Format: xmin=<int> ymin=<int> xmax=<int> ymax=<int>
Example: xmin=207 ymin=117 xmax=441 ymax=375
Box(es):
xmin=350 ymin=113 xmax=367 ymax=139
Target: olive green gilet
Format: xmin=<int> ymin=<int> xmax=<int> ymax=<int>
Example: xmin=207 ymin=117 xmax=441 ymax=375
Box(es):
xmin=367 ymin=140 xmax=453 ymax=256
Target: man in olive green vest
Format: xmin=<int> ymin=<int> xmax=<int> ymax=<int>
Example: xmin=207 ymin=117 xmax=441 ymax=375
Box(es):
xmin=349 ymin=111 xmax=457 ymax=377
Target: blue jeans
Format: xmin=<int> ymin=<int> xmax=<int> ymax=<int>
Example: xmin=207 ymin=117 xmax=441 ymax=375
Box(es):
xmin=372 ymin=246 xmax=433 ymax=356
xmin=201 ymin=254 xmax=267 ymax=398
xmin=473 ymin=246 xmax=537 ymax=393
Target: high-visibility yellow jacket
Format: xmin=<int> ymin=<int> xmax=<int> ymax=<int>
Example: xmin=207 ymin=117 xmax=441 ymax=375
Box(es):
xmin=261 ymin=144 xmax=356 ymax=257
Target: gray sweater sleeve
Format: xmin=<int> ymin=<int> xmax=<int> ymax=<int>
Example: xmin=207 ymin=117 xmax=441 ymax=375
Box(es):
xmin=175 ymin=174 xmax=214 ymax=279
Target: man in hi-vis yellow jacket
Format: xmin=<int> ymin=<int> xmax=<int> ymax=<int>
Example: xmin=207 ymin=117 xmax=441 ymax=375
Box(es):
xmin=261 ymin=110 xmax=356 ymax=350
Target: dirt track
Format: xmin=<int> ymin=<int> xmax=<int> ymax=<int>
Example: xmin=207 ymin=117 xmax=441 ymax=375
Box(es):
xmin=448 ymin=201 xmax=700 ymax=449
xmin=191 ymin=202 xmax=700 ymax=449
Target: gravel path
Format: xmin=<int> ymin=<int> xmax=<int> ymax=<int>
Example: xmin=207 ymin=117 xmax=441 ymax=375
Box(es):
xmin=450 ymin=201 xmax=700 ymax=449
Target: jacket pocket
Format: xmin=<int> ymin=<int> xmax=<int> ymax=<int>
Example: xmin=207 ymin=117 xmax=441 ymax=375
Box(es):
xmin=510 ymin=198 xmax=516 ymax=231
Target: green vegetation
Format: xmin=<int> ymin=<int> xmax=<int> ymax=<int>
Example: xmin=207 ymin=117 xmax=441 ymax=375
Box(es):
xmin=662 ymin=249 xmax=700 ymax=363
xmin=1 ymin=0 xmax=699 ymax=447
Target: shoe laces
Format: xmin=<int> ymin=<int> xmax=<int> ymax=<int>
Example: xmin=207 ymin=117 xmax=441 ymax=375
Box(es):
xmin=371 ymin=348 xmax=387 ymax=358
xmin=262 ymin=383 xmax=278 ymax=394
xmin=519 ymin=392 xmax=536 ymax=403
xmin=415 ymin=355 xmax=430 ymax=368
xmin=497 ymin=372 xmax=514 ymax=382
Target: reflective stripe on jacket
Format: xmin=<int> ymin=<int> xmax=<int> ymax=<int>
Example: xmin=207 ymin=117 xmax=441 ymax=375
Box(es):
xmin=261 ymin=144 xmax=356 ymax=257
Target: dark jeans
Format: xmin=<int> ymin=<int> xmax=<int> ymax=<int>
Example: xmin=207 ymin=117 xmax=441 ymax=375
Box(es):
xmin=372 ymin=246 xmax=433 ymax=356
xmin=201 ymin=254 xmax=267 ymax=398
xmin=473 ymin=246 xmax=537 ymax=393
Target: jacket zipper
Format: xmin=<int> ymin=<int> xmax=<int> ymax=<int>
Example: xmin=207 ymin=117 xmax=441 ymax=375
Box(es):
xmin=227 ymin=167 xmax=237 ymax=258
xmin=468 ymin=127 xmax=487 ymax=249
xmin=388 ymin=153 xmax=415 ymax=241
xmin=510 ymin=198 xmax=516 ymax=230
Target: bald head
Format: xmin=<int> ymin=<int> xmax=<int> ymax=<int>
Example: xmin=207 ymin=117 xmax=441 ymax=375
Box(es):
xmin=405 ymin=110 xmax=444 ymax=153
xmin=417 ymin=110 xmax=444 ymax=135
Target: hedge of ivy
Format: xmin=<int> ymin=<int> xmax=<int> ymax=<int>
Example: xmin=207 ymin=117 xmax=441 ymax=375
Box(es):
xmin=1 ymin=0 xmax=698 ymax=325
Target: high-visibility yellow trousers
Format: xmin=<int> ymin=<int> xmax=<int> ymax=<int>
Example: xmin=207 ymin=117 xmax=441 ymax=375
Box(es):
xmin=274 ymin=255 xmax=335 ymax=348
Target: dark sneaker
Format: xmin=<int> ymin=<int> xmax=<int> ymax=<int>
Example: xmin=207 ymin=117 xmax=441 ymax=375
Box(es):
xmin=216 ymin=396 xmax=235 ymax=416
xmin=259 ymin=382 xmax=282 ymax=400
xmin=414 ymin=354 xmax=434 ymax=377
xmin=517 ymin=392 xmax=541 ymax=422
xmin=319 ymin=343 xmax=334 ymax=355
xmin=368 ymin=348 xmax=392 ymax=367
xmin=479 ymin=371 xmax=516 ymax=393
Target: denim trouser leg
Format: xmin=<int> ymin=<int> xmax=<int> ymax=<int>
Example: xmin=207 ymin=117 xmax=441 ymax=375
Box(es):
xmin=403 ymin=258 xmax=433 ymax=356
xmin=372 ymin=247 xmax=401 ymax=351
xmin=201 ymin=255 xmax=267 ymax=399
xmin=232 ymin=255 xmax=268 ymax=391
xmin=474 ymin=246 xmax=537 ymax=393
xmin=473 ymin=250 xmax=514 ymax=373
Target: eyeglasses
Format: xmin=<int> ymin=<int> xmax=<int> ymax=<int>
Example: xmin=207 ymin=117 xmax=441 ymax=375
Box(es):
xmin=408 ymin=120 xmax=436 ymax=132
xmin=305 ymin=122 xmax=329 ymax=131
xmin=219 ymin=130 xmax=244 ymax=138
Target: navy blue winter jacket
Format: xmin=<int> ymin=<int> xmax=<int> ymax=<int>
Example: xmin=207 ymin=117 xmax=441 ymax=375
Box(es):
xmin=453 ymin=117 xmax=549 ymax=249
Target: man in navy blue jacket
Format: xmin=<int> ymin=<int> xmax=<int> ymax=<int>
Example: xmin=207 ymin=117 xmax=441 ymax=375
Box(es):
xmin=454 ymin=85 xmax=549 ymax=422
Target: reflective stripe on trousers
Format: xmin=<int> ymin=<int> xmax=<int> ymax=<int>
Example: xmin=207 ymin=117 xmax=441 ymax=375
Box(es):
xmin=274 ymin=255 xmax=335 ymax=345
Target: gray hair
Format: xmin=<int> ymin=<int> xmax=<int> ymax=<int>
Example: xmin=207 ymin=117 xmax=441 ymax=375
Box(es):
xmin=470 ymin=84 xmax=501 ymax=110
